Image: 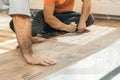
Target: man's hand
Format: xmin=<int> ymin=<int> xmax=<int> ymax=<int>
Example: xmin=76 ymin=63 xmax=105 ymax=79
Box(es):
xmin=67 ymin=22 xmax=77 ymax=33
xmin=61 ymin=22 xmax=77 ymax=33
xmin=77 ymin=0 xmax=91 ymax=33
xmin=77 ymin=22 xmax=86 ymax=33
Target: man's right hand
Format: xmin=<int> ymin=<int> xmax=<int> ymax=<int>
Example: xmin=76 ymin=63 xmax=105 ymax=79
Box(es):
xmin=61 ymin=22 xmax=77 ymax=33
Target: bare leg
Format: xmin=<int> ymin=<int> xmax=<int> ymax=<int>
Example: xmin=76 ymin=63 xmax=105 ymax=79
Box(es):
xmin=12 ymin=15 xmax=56 ymax=65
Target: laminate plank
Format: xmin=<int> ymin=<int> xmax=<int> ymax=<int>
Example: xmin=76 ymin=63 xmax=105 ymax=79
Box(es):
xmin=0 ymin=23 xmax=120 ymax=80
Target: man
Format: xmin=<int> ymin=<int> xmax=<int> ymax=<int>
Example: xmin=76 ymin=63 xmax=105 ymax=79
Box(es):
xmin=43 ymin=0 xmax=94 ymax=33
xmin=9 ymin=0 xmax=94 ymax=64
xmin=10 ymin=0 xmax=94 ymax=37
xmin=0 ymin=0 xmax=56 ymax=66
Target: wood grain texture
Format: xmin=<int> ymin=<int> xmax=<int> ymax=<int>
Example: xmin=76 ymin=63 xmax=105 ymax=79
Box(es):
xmin=0 ymin=19 xmax=120 ymax=80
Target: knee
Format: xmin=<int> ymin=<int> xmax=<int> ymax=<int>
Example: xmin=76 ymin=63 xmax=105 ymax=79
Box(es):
xmin=86 ymin=15 xmax=94 ymax=27
xmin=12 ymin=14 xmax=30 ymax=22
xmin=9 ymin=20 xmax=15 ymax=32
xmin=10 ymin=15 xmax=31 ymax=32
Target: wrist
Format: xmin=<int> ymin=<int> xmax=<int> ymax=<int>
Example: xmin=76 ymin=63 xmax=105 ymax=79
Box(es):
xmin=78 ymin=22 xmax=86 ymax=26
xmin=59 ymin=24 xmax=68 ymax=31
xmin=79 ymin=19 xmax=86 ymax=24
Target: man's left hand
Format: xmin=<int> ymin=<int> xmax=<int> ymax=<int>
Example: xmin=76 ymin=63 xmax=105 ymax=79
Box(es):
xmin=77 ymin=23 xmax=86 ymax=33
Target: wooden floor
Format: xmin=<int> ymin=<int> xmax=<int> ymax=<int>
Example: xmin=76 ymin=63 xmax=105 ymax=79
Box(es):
xmin=0 ymin=12 xmax=17 ymax=54
xmin=0 ymin=14 xmax=120 ymax=80
xmin=0 ymin=12 xmax=15 ymax=42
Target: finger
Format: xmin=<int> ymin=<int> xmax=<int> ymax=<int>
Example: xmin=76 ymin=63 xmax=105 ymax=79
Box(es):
xmin=40 ymin=60 xmax=50 ymax=66
xmin=77 ymin=29 xmax=85 ymax=33
xmin=70 ymin=22 xmax=77 ymax=26
xmin=43 ymin=58 xmax=56 ymax=65
xmin=70 ymin=22 xmax=76 ymax=24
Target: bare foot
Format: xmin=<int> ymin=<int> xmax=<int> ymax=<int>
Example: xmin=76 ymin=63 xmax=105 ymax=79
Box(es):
xmin=25 ymin=54 xmax=56 ymax=66
xmin=16 ymin=37 xmax=46 ymax=48
xmin=32 ymin=36 xmax=47 ymax=44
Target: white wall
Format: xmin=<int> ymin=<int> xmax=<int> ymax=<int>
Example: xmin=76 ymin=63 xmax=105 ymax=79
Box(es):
xmin=74 ymin=0 xmax=120 ymax=16
xmin=30 ymin=0 xmax=120 ymax=16
xmin=91 ymin=0 xmax=120 ymax=16
xmin=30 ymin=0 xmax=43 ymax=9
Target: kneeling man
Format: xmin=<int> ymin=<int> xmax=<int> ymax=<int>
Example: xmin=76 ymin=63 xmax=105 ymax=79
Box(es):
xmin=10 ymin=0 xmax=94 ymax=37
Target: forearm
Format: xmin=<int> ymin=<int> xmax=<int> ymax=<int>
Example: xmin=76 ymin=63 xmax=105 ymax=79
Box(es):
xmin=12 ymin=15 xmax=56 ymax=65
xmin=44 ymin=15 xmax=67 ymax=31
xmin=79 ymin=0 xmax=91 ymax=24
xmin=44 ymin=5 xmax=76 ymax=33
xmin=12 ymin=15 xmax=33 ymax=57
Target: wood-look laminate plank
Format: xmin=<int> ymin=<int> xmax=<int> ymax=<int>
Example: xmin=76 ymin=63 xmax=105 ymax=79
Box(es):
xmin=0 ymin=21 xmax=120 ymax=80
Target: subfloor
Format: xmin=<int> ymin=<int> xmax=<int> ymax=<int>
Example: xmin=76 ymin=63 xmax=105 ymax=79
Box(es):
xmin=0 ymin=12 xmax=120 ymax=80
